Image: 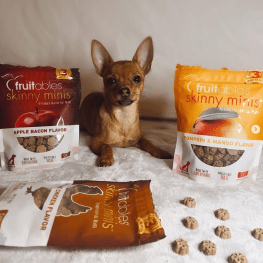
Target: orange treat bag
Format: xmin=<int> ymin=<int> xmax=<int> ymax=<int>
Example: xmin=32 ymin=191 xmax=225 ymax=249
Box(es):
xmin=173 ymin=65 xmax=263 ymax=185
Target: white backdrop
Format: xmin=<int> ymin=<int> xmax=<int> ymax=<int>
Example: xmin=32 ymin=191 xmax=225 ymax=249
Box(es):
xmin=1 ymin=0 xmax=263 ymax=119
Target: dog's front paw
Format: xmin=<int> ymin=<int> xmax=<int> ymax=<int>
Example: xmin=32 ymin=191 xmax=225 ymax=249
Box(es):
xmin=98 ymin=155 xmax=114 ymax=167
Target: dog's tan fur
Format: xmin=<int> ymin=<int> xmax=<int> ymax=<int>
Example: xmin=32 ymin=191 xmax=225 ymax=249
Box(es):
xmin=80 ymin=37 xmax=172 ymax=166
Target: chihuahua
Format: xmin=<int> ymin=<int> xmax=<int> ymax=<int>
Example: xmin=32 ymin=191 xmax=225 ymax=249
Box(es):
xmin=80 ymin=37 xmax=172 ymax=166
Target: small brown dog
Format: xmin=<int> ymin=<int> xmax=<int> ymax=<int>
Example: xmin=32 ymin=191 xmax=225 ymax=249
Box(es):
xmin=80 ymin=37 xmax=172 ymax=166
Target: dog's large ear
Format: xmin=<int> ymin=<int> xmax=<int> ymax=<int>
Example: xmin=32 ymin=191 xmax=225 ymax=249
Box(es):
xmin=133 ymin=37 xmax=153 ymax=75
xmin=91 ymin=40 xmax=114 ymax=76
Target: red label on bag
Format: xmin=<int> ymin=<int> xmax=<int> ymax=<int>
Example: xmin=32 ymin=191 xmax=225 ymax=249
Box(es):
xmin=0 ymin=65 xmax=81 ymax=129
xmin=238 ymin=171 xmax=249 ymax=178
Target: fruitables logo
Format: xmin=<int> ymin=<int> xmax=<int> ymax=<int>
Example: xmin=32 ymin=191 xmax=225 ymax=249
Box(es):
xmin=1 ymin=73 xmax=63 ymax=91
xmin=1 ymin=73 xmax=72 ymax=103
xmin=185 ymin=75 xmax=261 ymax=109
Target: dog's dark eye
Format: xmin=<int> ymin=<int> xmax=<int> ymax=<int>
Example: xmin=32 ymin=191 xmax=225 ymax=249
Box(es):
xmin=107 ymin=77 xmax=116 ymax=86
xmin=132 ymin=75 xmax=141 ymax=83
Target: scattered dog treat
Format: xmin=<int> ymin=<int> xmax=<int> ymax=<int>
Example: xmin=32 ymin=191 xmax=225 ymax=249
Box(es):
xmin=172 ymin=238 xmax=189 ymax=255
xmin=215 ymin=208 xmax=230 ymax=221
xmin=183 ymin=197 xmax=196 ymax=208
xmin=17 ymin=135 xmax=63 ymax=153
xmin=192 ymin=145 xmax=244 ymax=167
xmin=199 ymin=240 xmax=216 ymax=256
xmin=215 ymin=225 xmax=231 ymax=239
xmin=183 ymin=216 xmax=199 ymax=230
xmin=252 ymin=228 xmax=263 ymax=241
xmin=228 ymin=253 xmax=248 ymax=263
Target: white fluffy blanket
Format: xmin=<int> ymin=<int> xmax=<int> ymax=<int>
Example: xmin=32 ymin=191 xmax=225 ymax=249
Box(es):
xmin=0 ymin=120 xmax=263 ymax=263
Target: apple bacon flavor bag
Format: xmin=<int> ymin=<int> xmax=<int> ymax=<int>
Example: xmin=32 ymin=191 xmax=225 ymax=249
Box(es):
xmin=0 ymin=64 xmax=81 ymax=171
xmin=173 ymin=65 xmax=263 ymax=185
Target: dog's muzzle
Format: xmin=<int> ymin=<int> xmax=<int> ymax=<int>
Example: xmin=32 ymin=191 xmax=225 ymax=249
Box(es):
xmin=117 ymin=88 xmax=134 ymax=106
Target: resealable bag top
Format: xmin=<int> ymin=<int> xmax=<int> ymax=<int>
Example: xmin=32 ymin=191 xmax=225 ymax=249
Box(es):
xmin=173 ymin=65 xmax=263 ymax=185
xmin=0 ymin=64 xmax=81 ymax=171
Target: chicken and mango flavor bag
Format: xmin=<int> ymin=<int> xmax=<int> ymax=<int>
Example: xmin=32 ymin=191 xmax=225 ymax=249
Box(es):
xmin=173 ymin=65 xmax=263 ymax=185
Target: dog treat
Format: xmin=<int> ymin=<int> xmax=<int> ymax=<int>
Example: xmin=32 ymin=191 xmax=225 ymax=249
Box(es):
xmin=173 ymin=65 xmax=263 ymax=185
xmin=0 ymin=180 xmax=165 ymax=248
xmin=192 ymin=145 xmax=244 ymax=167
xmin=183 ymin=216 xmax=199 ymax=230
xmin=17 ymin=135 xmax=63 ymax=153
xmin=172 ymin=238 xmax=189 ymax=255
xmin=228 ymin=253 xmax=248 ymax=263
xmin=199 ymin=240 xmax=216 ymax=256
xmin=0 ymin=64 xmax=81 ymax=171
xmin=183 ymin=197 xmax=196 ymax=208
xmin=215 ymin=225 xmax=231 ymax=239
xmin=215 ymin=208 xmax=230 ymax=221
xmin=252 ymin=228 xmax=263 ymax=241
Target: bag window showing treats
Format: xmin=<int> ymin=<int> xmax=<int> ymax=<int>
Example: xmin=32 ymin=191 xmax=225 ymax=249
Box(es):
xmin=0 ymin=180 xmax=165 ymax=248
xmin=0 ymin=64 xmax=81 ymax=171
xmin=173 ymin=65 xmax=263 ymax=185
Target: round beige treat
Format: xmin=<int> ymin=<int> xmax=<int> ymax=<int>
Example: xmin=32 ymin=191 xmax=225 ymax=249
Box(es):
xmin=47 ymin=136 xmax=58 ymax=146
xmin=215 ymin=225 xmax=231 ymax=239
xmin=23 ymin=138 xmax=29 ymax=148
xmin=47 ymin=145 xmax=56 ymax=151
xmin=172 ymin=238 xmax=189 ymax=255
xmin=26 ymin=145 xmax=36 ymax=152
xmin=36 ymin=137 xmax=47 ymax=146
xmin=36 ymin=145 xmax=47 ymax=153
xmin=215 ymin=208 xmax=230 ymax=221
xmin=183 ymin=197 xmax=196 ymax=208
xmin=183 ymin=216 xmax=199 ymax=230
xmin=252 ymin=228 xmax=263 ymax=241
xmin=17 ymin=137 xmax=24 ymax=144
xmin=27 ymin=136 xmax=36 ymax=146
xmin=228 ymin=253 xmax=248 ymax=263
xmin=199 ymin=240 xmax=216 ymax=256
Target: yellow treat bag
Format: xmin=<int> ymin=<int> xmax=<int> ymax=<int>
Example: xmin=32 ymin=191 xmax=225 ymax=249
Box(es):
xmin=173 ymin=64 xmax=263 ymax=185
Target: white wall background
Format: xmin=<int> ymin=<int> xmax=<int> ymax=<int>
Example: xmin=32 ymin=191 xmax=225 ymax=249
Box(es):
xmin=1 ymin=0 xmax=263 ymax=119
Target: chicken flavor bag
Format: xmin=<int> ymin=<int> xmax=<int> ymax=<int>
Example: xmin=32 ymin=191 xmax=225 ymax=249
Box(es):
xmin=0 ymin=180 xmax=165 ymax=248
xmin=0 ymin=64 xmax=81 ymax=171
xmin=173 ymin=64 xmax=263 ymax=185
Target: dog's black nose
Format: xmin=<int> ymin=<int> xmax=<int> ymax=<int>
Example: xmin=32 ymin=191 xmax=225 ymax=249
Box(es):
xmin=119 ymin=88 xmax=130 ymax=97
